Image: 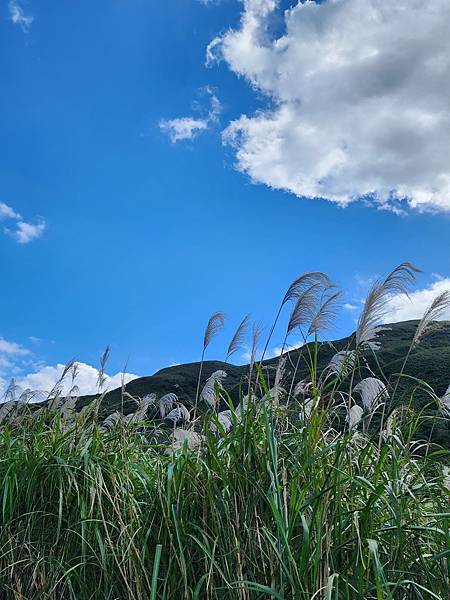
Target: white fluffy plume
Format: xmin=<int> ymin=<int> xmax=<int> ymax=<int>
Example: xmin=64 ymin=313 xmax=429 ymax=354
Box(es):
xmin=200 ymin=370 xmax=227 ymax=408
xmin=354 ymin=378 xmax=389 ymax=412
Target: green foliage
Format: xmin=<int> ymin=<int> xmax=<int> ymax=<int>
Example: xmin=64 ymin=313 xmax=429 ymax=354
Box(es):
xmin=1 ymin=391 xmax=450 ymax=598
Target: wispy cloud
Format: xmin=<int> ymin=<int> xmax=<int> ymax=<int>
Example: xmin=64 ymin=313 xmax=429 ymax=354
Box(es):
xmin=1 ymin=201 xmax=46 ymax=244
xmin=0 ymin=336 xmax=31 ymax=385
xmin=5 ymin=219 xmax=47 ymax=244
xmin=160 ymin=88 xmax=222 ymax=143
xmin=344 ymin=303 xmax=358 ymax=311
xmin=8 ymin=0 xmax=33 ymax=33
xmin=0 ymin=202 xmax=21 ymax=220
xmin=0 ymin=337 xmax=30 ymax=356
xmin=160 ymin=117 xmax=209 ymax=143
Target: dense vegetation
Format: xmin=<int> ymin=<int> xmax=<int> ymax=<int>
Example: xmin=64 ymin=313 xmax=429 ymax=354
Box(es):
xmin=81 ymin=320 xmax=450 ymax=445
xmin=1 ymin=264 xmax=450 ymax=599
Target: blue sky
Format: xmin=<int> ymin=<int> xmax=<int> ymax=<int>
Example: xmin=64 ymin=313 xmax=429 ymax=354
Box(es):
xmin=1 ymin=0 xmax=450 ymax=395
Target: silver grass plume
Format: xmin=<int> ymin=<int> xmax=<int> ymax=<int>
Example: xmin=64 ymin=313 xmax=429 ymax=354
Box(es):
xmin=299 ymin=397 xmax=315 ymax=420
xmin=210 ymin=410 xmax=233 ymax=434
xmin=440 ymin=384 xmax=450 ymax=416
xmin=356 ymin=262 xmax=420 ymax=347
xmin=235 ymin=394 xmax=249 ymax=420
xmin=0 ymin=400 xmax=17 ymax=424
xmin=293 ymin=379 xmax=311 ymax=397
xmin=353 ymin=377 xmax=389 ymax=412
xmin=287 ymin=282 xmax=324 ymax=334
xmin=327 ymin=350 xmax=356 ymax=376
xmin=250 ymin=321 xmax=263 ymax=369
xmin=383 ymin=406 xmax=409 ymax=438
xmin=47 ymin=360 xmax=77 ymax=403
xmin=47 ymin=395 xmax=66 ymax=414
xmin=412 ymin=290 xmax=450 ymax=348
xmin=346 ymin=404 xmax=363 ymax=429
xmin=18 ymin=389 xmax=33 ymax=403
xmin=225 ymin=313 xmax=251 ymax=362
xmin=125 ymin=393 xmax=157 ymax=425
xmin=443 ymin=466 xmax=450 ymax=490
xmin=203 ymin=312 xmax=225 ymax=351
xmin=261 ymin=271 xmax=332 ymax=360
xmin=308 ymin=289 xmax=343 ymax=336
xmin=159 ymin=393 xmax=178 ymax=419
xmin=100 ymin=411 xmax=122 ymax=432
xmin=282 ymin=271 xmax=333 ymax=305
xmin=200 ymin=370 xmax=227 ymax=408
xmin=3 ymin=379 xmax=20 ymax=402
xmin=273 ymin=355 xmax=287 ymax=404
xmin=194 ymin=311 xmax=225 ymax=418
xmin=59 ymin=395 xmax=78 ymax=423
xmin=97 ymin=346 xmax=110 ymax=392
xmin=165 ymin=403 xmax=191 ymax=426
xmin=167 ymin=428 xmax=204 ymax=453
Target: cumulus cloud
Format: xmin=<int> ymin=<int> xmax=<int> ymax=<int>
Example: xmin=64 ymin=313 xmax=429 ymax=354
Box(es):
xmin=13 ymin=362 xmax=139 ymax=398
xmin=8 ymin=0 xmax=33 ymax=32
xmin=5 ymin=219 xmax=46 ymax=244
xmin=384 ymin=277 xmax=450 ymax=323
xmin=211 ymin=0 xmax=450 ymax=212
xmin=160 ymin=88 xmax=221 ymax=143
xmin=0 ymin=333 xmax=140 ymax=401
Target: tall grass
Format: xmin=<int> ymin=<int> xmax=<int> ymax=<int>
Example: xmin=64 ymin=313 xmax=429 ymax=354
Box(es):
xmin=1 ymin=263 xmax=450 ymax=599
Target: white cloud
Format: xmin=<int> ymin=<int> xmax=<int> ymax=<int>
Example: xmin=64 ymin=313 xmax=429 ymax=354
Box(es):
xmin=240 ymin=340 xmax=303 ymax=362
xmin=212 ymin=0 xmax=450 ymax=212
xmin=0 ymin=202 xmax=21 ymax=220
xmin=270 ymin=341 xmax=303 ymax=358
xmin=160 ymin=88 xmax=222 ymax=143
xmin=13 ymin=362 xmax=139 ymax=398
xmin=0 ymin=337 xmax=30 ymax=356
xmin=384 ymin=277 xmax=450 ymax=323
xmin=5 ymin=219 xmax=46 ymax=244
xmin=0 ymin=336 xmax=31 ymax=387
xmin=344 ymin=303 xmax=358 ymax=311
xmin=0 ymin=333 xmax=140 ymax=400
xmin=1 ymin=202 xmax=46 ymax=244
xmin=8 ymin=0 xmax=33 ymax=32
xmin=160 ymin=117 xmax=209 ymax=143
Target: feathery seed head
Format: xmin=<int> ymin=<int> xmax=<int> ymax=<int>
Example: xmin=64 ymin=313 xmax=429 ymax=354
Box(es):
xmin=347 ymin=404 xmax=364 ymax=428
xmin=354 ymin=377 xmax=389 ymax=412
xmin=226 ymin=313 xmax=251 ymax=361
xmin=159 ymin=393 xmax=178 ymax=418
xmin=203 ymin=311 xmax=225 ymax=350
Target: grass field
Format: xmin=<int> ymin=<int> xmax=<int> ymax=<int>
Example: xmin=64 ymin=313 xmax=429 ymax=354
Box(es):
xmin=1 ymin=264 xmax=450 ymax=599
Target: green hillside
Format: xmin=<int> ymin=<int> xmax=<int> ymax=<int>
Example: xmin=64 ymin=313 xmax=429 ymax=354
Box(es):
xmin=82 ymin=320 xmax=450 ymax=440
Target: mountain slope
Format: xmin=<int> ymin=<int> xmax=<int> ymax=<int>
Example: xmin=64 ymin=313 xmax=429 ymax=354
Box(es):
xmin=80 ymin=321 xmax=450 ymax=429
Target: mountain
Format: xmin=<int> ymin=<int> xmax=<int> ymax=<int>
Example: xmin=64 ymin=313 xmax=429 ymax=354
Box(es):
xmin=78 ymin=320 xmax=450 ymax=443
